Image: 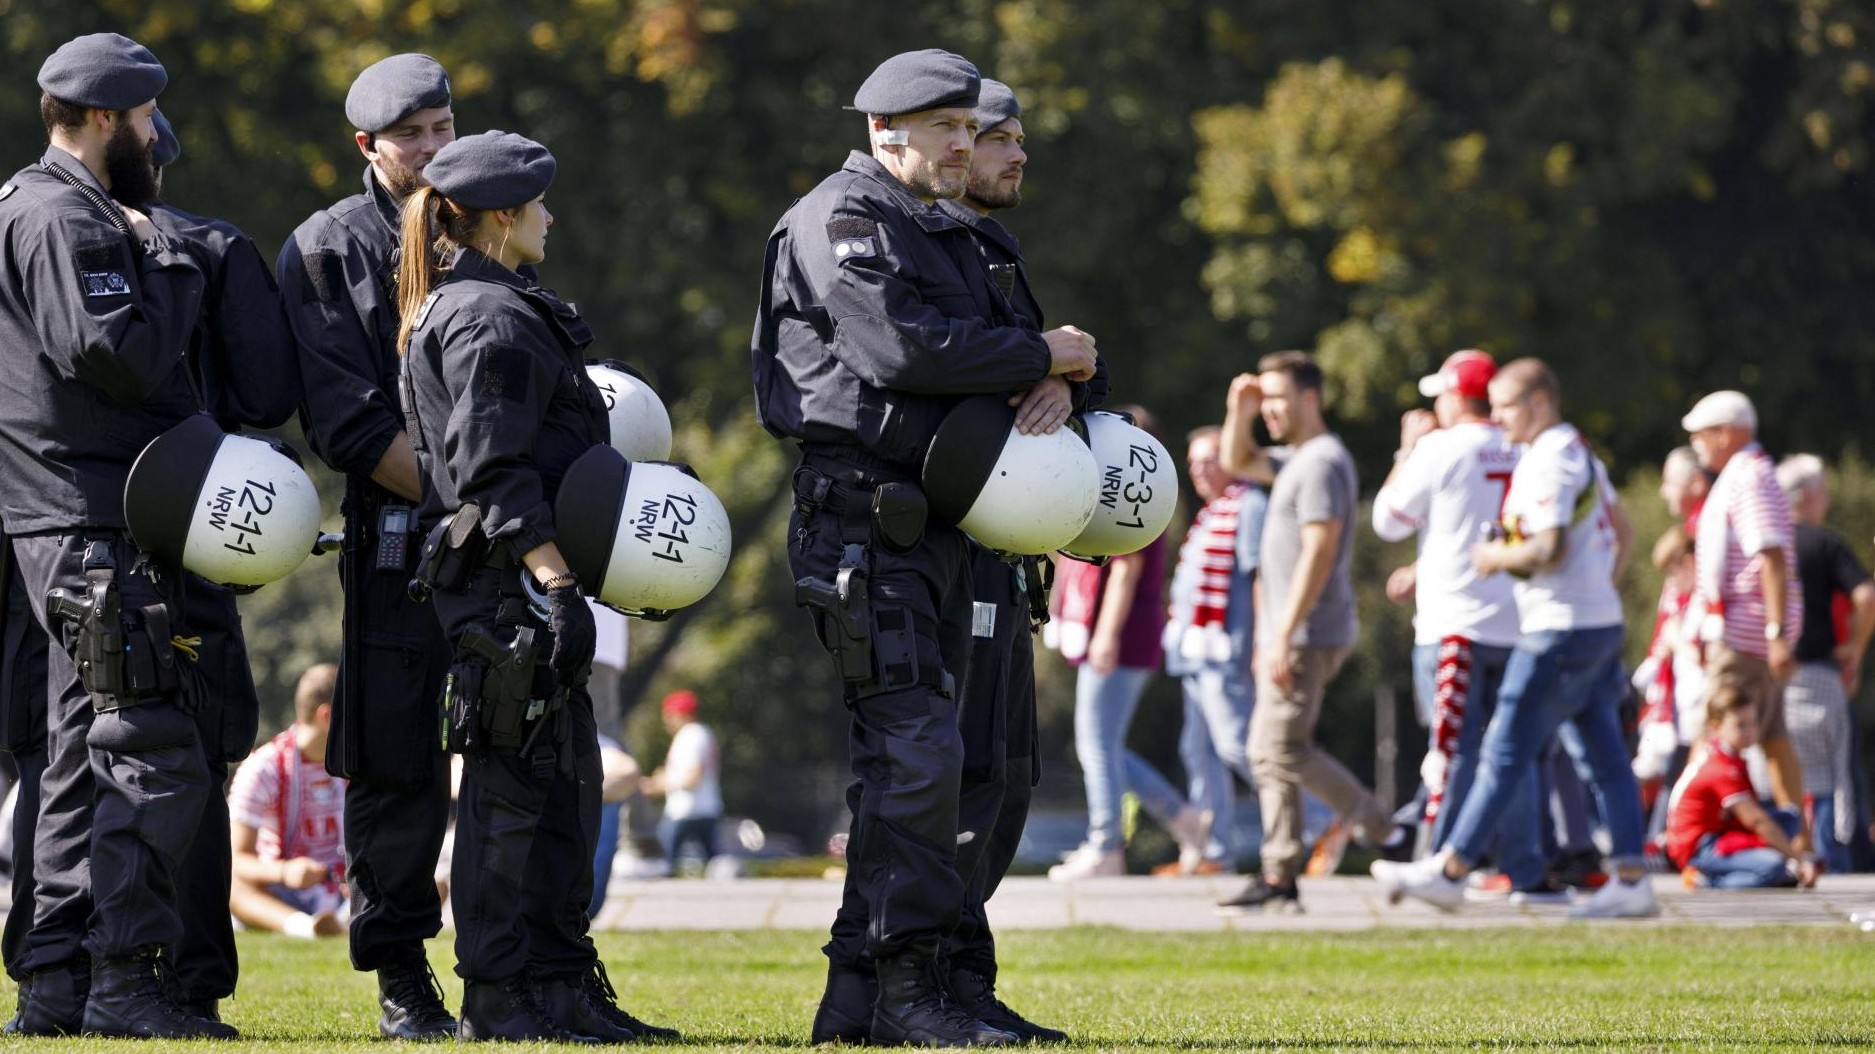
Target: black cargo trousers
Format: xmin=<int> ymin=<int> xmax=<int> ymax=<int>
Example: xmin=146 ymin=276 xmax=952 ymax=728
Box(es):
xmin=793 ymin=451 xmax=974 ymax=969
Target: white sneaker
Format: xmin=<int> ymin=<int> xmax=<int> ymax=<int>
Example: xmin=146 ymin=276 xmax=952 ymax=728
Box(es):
xmin=1370 ymin=850 xmax=1466 ymax=912
xmin=1048 ymin=843 xmax=1124 ymax=881
xmin=1567 ymin=877 xmax=1660 ymax=918
xmin=1165 ymin=807 xmax=1214 ymax=873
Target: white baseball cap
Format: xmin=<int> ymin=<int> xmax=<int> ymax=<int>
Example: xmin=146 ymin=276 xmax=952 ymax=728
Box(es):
xmin=1680 ymin=390 xmax=1756 ymax=433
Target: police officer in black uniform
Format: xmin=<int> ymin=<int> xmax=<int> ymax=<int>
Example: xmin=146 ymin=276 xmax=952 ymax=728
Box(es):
xmin=0 ymin=33 xmax=232 ymax=1039
xmin=398 ymin=130 xmax=676 ymax=1043
xmin=144 ymin=106 xmax=302 ymax=1023
xmin=936 ymin=79 xmax=1089 ymax=1044
xmin=276 ymin=54 xmax=458 ymax=1038
xmin=753 ymin=50 xmax=1097 ymax=1047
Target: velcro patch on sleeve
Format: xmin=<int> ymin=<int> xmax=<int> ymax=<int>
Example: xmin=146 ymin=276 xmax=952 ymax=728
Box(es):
xmin=301 ymin=249 xmax=346 ymax=304
xmin=75 ymin=240 xmax=131 ymax=300
xmin=826 ymin=217 xmax=879 ymax=262
xmin=480 ymin=345 xmax=531 ymax=405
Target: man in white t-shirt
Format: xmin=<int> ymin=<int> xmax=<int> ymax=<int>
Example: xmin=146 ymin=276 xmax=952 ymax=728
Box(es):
xmin=1374 ymin=358 xmax=1657 ymax=918
xmin=228 ymin=664 xmax=348 ymax=938
xmin=643 ymin=690 xmax=721 ymax=871
xmin=1371 ymin=351 xmax=1550 ymax=895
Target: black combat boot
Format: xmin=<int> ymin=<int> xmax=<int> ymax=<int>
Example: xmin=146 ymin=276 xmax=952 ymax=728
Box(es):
xmin=946 ymin=966 xmax=1068 ymax=1044
xmin=811 ymin=958 xmax=877 ymax=1044
xmin=5 ymin=959 xmax=89 ymax=1036
xmin=457 ymin=975 xmax=600 ymax=1043
xmin=870 ymin=954 xmax=1015 ymax=1047
xmin=81 ymin=953 xmax=239 ymax=1039
xmin=536 ymin=963 xmax=675 ymax=1044
xmin=377 ymin=953 xmax=458 ymax=1040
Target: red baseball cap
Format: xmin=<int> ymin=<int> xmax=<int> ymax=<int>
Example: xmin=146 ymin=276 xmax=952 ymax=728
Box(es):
xmin=661 ymin=689 xmax=699 ymax=717
xmin=1418 ymin=350 xmax=1496 ymax=401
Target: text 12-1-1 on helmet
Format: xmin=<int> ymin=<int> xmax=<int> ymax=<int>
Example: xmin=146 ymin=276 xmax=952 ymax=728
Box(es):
xmin=586 ymin=359 xmax=672 ymax=463
xmin=554 ymin=444 xmax=731 ymax=619
xmin=923 ymin=395 xmax=1098 ymax=557
xmin=1059 ymin=410 xmax=1177 ymax=561
xmin=124 ymin=414 xmax=324 ymax=590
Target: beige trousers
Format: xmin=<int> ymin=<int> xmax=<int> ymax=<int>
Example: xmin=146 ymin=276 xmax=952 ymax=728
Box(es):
xmin=1248 ymin=645 xmax=1391 ymax=881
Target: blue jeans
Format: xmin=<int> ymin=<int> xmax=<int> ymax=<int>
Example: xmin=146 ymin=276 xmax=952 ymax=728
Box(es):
xmin=1445 ymin=625 xmax=1645 ymax=869
xmin=659 ymin=814 xmax=719 ymax=869
xmin=1075 ymin=665 xmax=1178 ymax=850
xmin=590 ymin=801 xmax=623 ymax=915
xmin=1178 ymin=667 xmax=1255 ymax=861
xmin=1812 ymin=794 xmax=1854 ymax=875
xmin=1414 ymin=641 xmax=1546 ymax=888
xmin=1690 ymin=809 xmax=1800 ymax=888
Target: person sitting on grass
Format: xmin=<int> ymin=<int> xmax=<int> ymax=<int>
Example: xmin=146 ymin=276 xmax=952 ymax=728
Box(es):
xmin=1665 ymin=684 xmax=1820 ymax=890
xmin=228 ymin=663 xmax=349 ymax=938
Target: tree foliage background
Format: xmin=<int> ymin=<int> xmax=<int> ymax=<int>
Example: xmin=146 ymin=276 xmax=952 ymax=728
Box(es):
xmin=4 ymin=0 xmax=1871 ymax=848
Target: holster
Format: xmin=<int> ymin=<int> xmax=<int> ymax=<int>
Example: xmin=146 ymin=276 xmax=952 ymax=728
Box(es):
xmin=44 ymin=539 xmax=181 ymax=713
xmin=445 ymin=620 xmax=562 ymax=763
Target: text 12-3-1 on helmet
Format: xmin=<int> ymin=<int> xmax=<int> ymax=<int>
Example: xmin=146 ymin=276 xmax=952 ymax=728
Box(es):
xmin=554 ymin=444 xmax=731 ymax=619
xmin=922 ymin=395 xmax=1098 ymax=557
xmin=586 ymin=359 xmax=672 ymax=463
xmin=1059 ymin=410 xmax=1177 ymax=560
xmin=124 ymin=414 xmax=324 ymax=590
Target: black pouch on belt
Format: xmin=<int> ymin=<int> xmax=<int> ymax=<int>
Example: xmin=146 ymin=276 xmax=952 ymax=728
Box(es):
xmin=871 ymin=482 xmax=927 ymax=554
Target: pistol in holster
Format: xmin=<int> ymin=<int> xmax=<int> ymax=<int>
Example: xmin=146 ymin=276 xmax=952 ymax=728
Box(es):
xmin=45 ymin=540 xmax=180 ymax=712
xmin=442 ymin=622 xmax=547 ymax=755
xmin=795 ymin=543 xmax=873 ymax=684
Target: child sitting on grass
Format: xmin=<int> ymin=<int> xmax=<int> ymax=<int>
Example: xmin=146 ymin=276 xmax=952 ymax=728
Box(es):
xmin=1665 ymin=684 xmax=1820 ymax=889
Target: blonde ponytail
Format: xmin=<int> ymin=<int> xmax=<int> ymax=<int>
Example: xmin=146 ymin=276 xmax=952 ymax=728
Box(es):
xmin=395 ymin=186 xmax=488 ymax=356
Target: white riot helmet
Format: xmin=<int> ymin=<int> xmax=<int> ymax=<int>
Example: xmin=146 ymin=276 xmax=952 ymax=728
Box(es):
xmin=554 ymin=445 xmax=731 ymax=618
xmin=1062 ymin=411 xmax=1178 ymax=558
xmin=923 ymin=395 xmax=1099 ymax=556
xmin=124 ymin=414 xmax=323 ymax=589
xmin=586 ymin=359 xmax=673 ymax=462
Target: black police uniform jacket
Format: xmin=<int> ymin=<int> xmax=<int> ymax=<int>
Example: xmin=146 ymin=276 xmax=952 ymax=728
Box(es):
xmin=936 ymin=199 xmax=1110 ymax=412
xmin=277 ymin=167 xmax=406 ymax=478
xmin=0 ymin=148 xmax=206 ymax=533
xmin=151 ymin=204 xmax=300 ymax=432
xmin=401 ymin=248 xmax=607 ymax=564
xmin=753 ymin=151 xmax=1051 ymax=470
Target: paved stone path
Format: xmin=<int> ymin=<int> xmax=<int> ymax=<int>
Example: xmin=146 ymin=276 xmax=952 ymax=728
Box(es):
xmin=592 ymin=872 xmax=1875 ymax=932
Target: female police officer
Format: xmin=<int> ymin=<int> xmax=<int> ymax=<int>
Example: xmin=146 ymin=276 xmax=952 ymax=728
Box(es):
xmin=394 ymin=130 xmax=675 ymax=1044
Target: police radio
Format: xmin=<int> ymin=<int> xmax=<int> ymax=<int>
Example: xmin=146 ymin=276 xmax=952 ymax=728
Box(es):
xmin=377 ymin=505 xmax=414 ymax=571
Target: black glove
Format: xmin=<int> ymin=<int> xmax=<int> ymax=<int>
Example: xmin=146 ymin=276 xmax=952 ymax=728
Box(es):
xmin=546 ymin=583 xmax=596 ymax=687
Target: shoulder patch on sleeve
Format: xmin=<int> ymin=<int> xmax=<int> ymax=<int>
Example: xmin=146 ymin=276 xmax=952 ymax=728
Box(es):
xmin=480 ymin=345 xmax=532 ymax=405
xmin=300 ymin=248 xmax=346 ymax=304
xmin=826 ymin=217 xmax=879 ymax=263
xmin=0 ymin=183 xmax=14 ymax=202
xmin=75 ymin=239 xmax=132 ymax=300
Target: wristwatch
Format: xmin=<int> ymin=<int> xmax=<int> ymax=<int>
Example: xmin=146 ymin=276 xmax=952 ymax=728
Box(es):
xmin=1764 ymin=621 xmax=1783 ymax=642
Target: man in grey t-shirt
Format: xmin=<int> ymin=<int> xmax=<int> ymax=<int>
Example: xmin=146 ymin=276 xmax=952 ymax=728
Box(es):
xmin=1214 ymin=351 xmax=1390 ymax=912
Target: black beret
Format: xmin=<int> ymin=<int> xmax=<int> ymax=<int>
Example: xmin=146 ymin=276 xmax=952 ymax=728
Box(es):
xmin=345 ymin=53 xmax=451 ymax=134
xmin=152 ymin=108 xmax=180 ymax=167
xmin=974 ymin=79 xmax=1020 ymax=133
xmin=37 ymin=33 xmax=167 ymax=111
xmin=425 ymin=130 xmax=556 ymax=210
xmin=850 ymin=49 xmax=979 ymax=117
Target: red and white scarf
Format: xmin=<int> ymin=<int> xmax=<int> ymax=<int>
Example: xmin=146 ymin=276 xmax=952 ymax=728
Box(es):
xmin=1169 ymin=482 xmax=1248 ymax=664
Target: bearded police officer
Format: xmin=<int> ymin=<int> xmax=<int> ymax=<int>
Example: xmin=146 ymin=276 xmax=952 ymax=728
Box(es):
xmin=0 ymin=33 xmax=233 ymax=1039
xmin=754 ymin=49 xmax=1097 ymax=1047
xmin=276 ymin=53 xmax=458 ymax=1038
xmin=143 ymin=106 xmax=301 ymax=1023
xmin=935 ymin=79 xmax=1085 ymax=1043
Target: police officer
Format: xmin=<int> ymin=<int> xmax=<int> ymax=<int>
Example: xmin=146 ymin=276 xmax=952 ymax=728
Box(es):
xmin=936 ymin=79 xmax=1085 ymax=1044
xmin=753 ymin=50 xmax=1097 ymax=1047
xmin=398 ymin=130 xmax=675 ymax=1043
xmin=276 ymin=54 xmax=457 ymax=1038
xmin=143 ymin=106 xmax=301 ymax=1023
xmin=0 ymin=33 xmax=231 ymax=1039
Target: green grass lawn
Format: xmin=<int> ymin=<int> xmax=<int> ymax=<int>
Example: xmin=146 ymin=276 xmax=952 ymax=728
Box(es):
xmin=1 ymin=926 xmax=1870 ymax=1051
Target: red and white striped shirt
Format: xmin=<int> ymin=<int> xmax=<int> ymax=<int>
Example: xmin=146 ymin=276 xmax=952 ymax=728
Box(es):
xmin=1695 ymin=443 xmax=1801 ymax=657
